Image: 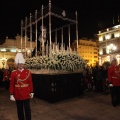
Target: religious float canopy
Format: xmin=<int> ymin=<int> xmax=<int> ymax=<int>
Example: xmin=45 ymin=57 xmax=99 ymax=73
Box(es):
xmin=20 ymin=0 xmax=86 ymax=73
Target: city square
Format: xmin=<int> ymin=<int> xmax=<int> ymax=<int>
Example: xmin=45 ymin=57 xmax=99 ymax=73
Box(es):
xmin=0 ymin=87 xmax=120 ymax=120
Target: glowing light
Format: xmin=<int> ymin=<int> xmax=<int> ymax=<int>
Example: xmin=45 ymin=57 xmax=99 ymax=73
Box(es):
xmin=107 ymin=44 xmax=117 ymax=53
xmin=99 ymin=36 xmax=103 ymax=41
xmin=105 ymin=34 xmax=111 ymax=40
xmin=114 ymin=32 xmax=120 ymax=37
xmin=10 ymin=49 xmax=16 ymax=52
xmin=1 ymin=48 xmax=6 ymax=51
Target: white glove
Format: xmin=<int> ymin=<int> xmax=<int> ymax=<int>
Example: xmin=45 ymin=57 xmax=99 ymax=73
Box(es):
xmin=109 ymin=84 xmax=113 ymax=87
xmin=30 ymin=93 xmax=34 ymax=98
xmin=10 ymin=95 xmax=15 ymax=101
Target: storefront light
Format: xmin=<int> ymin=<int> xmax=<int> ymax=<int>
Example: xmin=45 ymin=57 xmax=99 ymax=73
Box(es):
xmin=1 ymin=48 xmax=6 ymax=51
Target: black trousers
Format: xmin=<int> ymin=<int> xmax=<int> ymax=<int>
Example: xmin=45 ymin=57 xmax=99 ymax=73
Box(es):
xmin=4 ymin=80 xmax=10 ymax=90
xmin=16 ymin=99 xmax=31 ymax=120
xmin=110 ymin=86 xmax=120 ymax=106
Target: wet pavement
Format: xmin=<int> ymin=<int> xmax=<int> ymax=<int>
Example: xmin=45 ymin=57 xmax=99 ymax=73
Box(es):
xmin=0 ymin=87 xmax=120 ymax=120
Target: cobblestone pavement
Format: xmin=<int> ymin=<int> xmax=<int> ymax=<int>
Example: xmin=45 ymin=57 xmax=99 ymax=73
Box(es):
xmin=0 ymin=87 xmax=120 ymax=120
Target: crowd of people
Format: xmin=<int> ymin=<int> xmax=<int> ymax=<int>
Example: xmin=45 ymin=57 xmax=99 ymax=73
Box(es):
xmin=82 ymin=58 xmax=120 ymax=107
xmin=83 ymin=64 xmax=110 ymax=95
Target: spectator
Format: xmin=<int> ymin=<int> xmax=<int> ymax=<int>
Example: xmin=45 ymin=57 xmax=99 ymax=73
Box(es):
xmin=0 ymin=68 xmax=4 ymax=87
xmin=3 ymin=66 xmax=11 ymax=90
xmin=96 ymin=66 xmax=103 ymax=93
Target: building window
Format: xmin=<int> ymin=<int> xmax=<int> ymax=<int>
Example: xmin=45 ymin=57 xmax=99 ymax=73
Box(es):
xmin=103 ymin=48 xmax=106 ymax=54
xmin=111 ymin=34 xmax=114 ymax=38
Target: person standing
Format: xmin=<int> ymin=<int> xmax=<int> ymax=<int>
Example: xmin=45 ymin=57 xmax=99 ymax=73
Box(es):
xmin=3 ymin=66 xmax=11 ymax=90
xmin=102 ymin=64 xmax=109 ymax=94
xmin=0 ymin=68 xmax=4 ymax=87
xmin=108 ymin=58 xmax=120 ymax=107
xmin=96 ymin=66 xmax=103 ymax=93
xmin=9 ymin=52 xmax=34 ymax=120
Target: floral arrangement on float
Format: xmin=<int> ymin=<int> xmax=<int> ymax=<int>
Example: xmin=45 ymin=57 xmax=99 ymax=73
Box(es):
xmin=25 ymin=50 xmax=86 ymax=74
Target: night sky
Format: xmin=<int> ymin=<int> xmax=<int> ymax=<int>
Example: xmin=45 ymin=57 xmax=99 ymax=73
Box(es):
xmin=0 ymin=0 xmax=120 ymax=41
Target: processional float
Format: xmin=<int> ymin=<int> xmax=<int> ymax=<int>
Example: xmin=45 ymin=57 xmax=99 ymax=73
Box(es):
xmin=20 ymin=0 xmax=86 ymax=73
xmin=19 ymin=1 xmax=86 ymax=103
xmin=21 ymin=0 xmax=78 ymax=57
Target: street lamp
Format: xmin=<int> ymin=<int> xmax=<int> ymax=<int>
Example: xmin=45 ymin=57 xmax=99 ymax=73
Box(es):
xmin=107 ymin=43 xmax=117 ymax=54
xmin=0 ymin=57 xmax=7 ymax=68
xmin=107 ymin=43 xmax=117 ymax=62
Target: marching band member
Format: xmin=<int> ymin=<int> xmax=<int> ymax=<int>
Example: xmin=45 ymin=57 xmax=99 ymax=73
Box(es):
xmin=9 ymin=52 xmax=34 ymax=120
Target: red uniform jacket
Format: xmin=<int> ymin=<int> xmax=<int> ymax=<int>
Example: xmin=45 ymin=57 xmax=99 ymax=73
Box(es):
xmin=9 ymin=69 xmax=33 ymax=100
xmin=108 ymin=65 xmax=120 ymax=86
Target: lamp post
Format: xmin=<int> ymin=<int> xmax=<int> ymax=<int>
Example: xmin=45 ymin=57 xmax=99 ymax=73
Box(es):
xmin=0 ymin=57 xmax=7 ymax=68
xmin=107 ymin=43 xmax=117 ymax=62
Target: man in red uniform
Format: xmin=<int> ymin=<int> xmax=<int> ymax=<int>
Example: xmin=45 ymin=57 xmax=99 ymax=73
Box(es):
xmin=9 ymin=52 xmax=34 ymax=120
xmin=108 ymin=58 xmax=120 ymax=107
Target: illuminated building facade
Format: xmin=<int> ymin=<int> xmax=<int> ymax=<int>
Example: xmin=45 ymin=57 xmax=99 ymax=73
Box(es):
xmin=71 ymin=39 xmax=98 ymax=66
xmin=97 ymin=24 xmax=120 ymax=65
xmin=0 ymin=35 xmax=36 ymax=68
